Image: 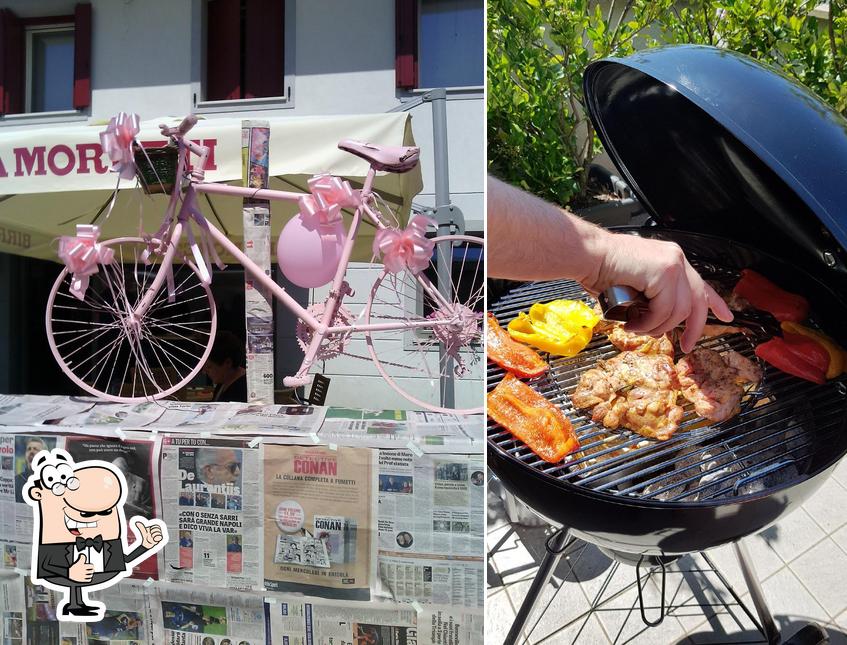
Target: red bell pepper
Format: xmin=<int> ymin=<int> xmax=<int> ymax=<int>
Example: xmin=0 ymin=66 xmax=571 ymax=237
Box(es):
xmin=486 ymin=314 xmax=549 ymax=378
xmin=781 ymin=332 xmax=830 ymax=375
xmin=755 ymin=337 xmax=826 ymax=384
xmin=487 ymin=373 xmax=580 ymax=463
xmin=733 ymin=269 xmax=810 ymax=322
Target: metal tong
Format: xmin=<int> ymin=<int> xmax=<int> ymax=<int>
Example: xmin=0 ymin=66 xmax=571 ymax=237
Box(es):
xmin=599 ymin=285 xmax=649 ymax=323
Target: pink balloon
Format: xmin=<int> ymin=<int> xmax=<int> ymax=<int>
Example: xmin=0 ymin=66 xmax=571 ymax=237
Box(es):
xmin=277 ymin=213 xmax=346 ymax=288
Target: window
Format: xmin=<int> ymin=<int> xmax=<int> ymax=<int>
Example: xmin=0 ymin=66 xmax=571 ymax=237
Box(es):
xmin=395 ymin=0 xmax=484 ymax=90
xmin=205 ymin=0 xmax=285 ymax=102
xmin=26 ymin=24 xmax=74 ymax=112
xmin=0 ymin=5 xmax=91 ymax=115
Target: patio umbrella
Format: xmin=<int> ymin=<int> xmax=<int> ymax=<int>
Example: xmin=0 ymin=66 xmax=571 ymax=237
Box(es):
xmin=0 ymin=112 xmax=422 ymax=263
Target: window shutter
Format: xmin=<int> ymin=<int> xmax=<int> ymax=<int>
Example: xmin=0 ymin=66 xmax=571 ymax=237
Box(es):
xmin=395 ymin=0 xmax=418 ymax=89
xmin=207 ymin=0 xmax=242 ymax=100
xmin=73 ymin=3 xmax=92 ymax=110
xmin=244 ymin=0 xmax=284 ymax=99
xmin=0 ymin=9 xmax=23 ymax=115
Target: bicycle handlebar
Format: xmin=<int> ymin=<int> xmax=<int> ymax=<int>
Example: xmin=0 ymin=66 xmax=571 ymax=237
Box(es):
xmin=156 ymin=114 xmax=210 ymax=179
xmin=159 ymin=114 xmax=197 ymax=139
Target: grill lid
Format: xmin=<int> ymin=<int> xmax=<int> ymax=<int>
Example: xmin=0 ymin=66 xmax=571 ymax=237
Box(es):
xmin=583 ymin=45 xmax=847 ymax=287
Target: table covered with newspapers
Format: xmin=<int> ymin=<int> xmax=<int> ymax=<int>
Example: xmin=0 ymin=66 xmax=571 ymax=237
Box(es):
xmin=0 ymin=395 xmax=484 ymax=644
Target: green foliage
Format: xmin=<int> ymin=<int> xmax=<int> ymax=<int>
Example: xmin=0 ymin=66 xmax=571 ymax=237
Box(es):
xmin=488 ymin=0 xmax=847 ymax=207
xmin=487 ymin=0 xmax=672 ymax=205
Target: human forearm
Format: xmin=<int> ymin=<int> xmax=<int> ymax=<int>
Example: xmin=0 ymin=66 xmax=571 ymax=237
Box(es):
xmin=487 ymin=176 xmax=733 ymax=352
xmin=487 ymin=176 xmax=609 ymax=284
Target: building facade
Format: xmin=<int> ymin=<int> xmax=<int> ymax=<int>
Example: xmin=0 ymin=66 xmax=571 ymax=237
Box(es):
xmin=0 ymin=0 xmax=484 ymax=409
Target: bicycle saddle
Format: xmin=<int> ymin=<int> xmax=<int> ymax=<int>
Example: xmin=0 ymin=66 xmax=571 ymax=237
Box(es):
xmin=338 ymin=140 xmax=420 ymax=173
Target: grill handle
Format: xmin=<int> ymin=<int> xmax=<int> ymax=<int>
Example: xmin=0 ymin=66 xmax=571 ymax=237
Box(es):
xmin=732 ymin=459 xmax=796 ymax=496
xmin=636 ymin=555 xmax=666 ymax=627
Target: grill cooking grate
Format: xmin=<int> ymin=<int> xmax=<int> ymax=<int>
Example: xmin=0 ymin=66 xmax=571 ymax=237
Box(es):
xmin=487 ymin=262 xmax=847 ymax=504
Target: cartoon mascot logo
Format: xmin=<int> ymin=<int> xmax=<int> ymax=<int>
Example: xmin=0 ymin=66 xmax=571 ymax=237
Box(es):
xmin=23 ymin=449 xmax=168 ymax=621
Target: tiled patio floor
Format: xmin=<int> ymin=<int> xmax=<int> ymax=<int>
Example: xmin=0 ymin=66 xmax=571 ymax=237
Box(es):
xmin=487 ymin=458 xmax=847 ymax=644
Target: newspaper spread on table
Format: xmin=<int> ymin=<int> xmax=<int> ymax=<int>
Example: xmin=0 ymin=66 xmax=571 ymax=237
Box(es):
xmin=0 ymin=572 xmax=25 ymax=644
xmin=420 ymin=606 xmax=484 ymax=645
xmin=63 ymin=435 xmax=162 ymax=581
xmin=0 ymin=432 xmax=68 ymax=547
xmin=148 ymin=402 xmax=243 ymax=432
xmin=264 ymin=595 xmax=420 ymax=645
xmin=58 ymin=401 xmax=167 ymax=430
xmin=158 ymin=582 xmax=266 ymax=645
xmin=407 ymin=412 xmax=484 ymax=453
xmin=160 ymin=436 xmax=262 ymax=590
xmin=375 ymin=450 xmax=485 ymax=608
xmin=318 ymin=408 xmax=414 ymax=449
xmin=0 ymin=395 xmax=93 ymax=426
xmin=88 ymin=581 xmax=154 ymax=644
xmin=15 ymin=576 xmax=86 ymax=644
xmin=263 ymin=444 xmax=376 ymax=600
xmin=220 ymin=404 xmax=327 ymax=436
xmin=0 ymin=396 xmax=486 ymax=636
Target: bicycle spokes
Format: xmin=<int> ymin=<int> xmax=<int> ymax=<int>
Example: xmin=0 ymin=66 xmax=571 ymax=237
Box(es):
xmin=47 ymin=238 xmax=216 ymax=402
xmin=364 ymin=234 xmax=484 ymax=414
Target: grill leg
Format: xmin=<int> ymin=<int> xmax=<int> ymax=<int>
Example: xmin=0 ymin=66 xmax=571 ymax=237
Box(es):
xmin=504 ymin=528 xmax=572 ymax=645
xmin=733 ymin=540 xmax=780 ymax=645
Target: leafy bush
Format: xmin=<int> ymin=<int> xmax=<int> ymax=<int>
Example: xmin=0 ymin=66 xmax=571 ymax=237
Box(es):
xmin=488 ymin=0 xmax=847 ymax=208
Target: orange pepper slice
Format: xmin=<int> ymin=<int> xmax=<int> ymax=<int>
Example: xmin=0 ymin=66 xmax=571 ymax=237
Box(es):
xmin=487 ymin=373 xmax=579 ymax=463
xmin=486 ymin=314 xmax=548 ymax=378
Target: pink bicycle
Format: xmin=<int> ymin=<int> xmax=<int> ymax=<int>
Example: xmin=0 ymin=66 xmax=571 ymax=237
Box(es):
xmin=45 ymin=114 xmax=483 ymax=414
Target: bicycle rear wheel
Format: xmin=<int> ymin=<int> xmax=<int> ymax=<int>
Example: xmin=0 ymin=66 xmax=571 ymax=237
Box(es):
xmin=46 ymin=237 xmax=216 ymax=402
xmin=364 ymin=234 xmax=484 ymax=414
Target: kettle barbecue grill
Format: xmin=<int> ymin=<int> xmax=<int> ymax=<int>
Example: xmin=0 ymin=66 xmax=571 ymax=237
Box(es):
xmin=488 ymin=45 xmax=847 ymax=644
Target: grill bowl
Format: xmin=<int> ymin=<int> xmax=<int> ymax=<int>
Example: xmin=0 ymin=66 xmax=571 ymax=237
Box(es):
xmin=488 ymin=229 xmax=847 ymax=556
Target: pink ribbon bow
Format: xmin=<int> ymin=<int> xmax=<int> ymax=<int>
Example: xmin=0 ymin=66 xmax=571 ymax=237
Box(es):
xmin=99 ymin=112 xmax=140 ymax=180
xmin=57 ymin=225 xmax=114 ymax=300
xmin=299 ymin=173 xmax=361 ymax=224
xmin=372 ymin=215 xmax=436 ymax=275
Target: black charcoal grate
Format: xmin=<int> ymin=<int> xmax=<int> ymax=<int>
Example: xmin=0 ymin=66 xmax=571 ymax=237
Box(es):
xmin=487 ymin=260 xmax=847 ymax=504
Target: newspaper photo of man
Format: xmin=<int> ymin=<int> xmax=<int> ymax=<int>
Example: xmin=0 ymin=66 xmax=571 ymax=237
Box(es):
xmin=195 ymin=448 xmax=242 ymax=489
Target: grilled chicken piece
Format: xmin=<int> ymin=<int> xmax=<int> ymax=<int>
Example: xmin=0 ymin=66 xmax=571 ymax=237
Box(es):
xmin=572 ymin=352 xmax=684 ymax=441
xmin=607 ymin=325 xmax=675 ymax=358
xmin=591 ymin=302 xmax=674 ymax=355
xmin=675 ymin=349 xmax=762 ymax=423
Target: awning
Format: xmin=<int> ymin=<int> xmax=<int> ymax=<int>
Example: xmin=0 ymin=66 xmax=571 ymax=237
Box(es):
xmin=0 ymin=113 xmax=422 ymax=262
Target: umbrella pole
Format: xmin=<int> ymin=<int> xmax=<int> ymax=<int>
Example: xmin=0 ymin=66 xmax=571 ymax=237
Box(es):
xmin=427 ymin=88 xmax=460 ymax=411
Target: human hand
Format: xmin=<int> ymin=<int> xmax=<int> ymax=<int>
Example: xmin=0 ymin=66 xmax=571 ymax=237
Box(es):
xmin=69 ymin=554 xmax=94 ymax=583
xmin=586 ymin=232 xmax=733 ymax=353
xmin=134 ymin=519 xmax=165 ymax=550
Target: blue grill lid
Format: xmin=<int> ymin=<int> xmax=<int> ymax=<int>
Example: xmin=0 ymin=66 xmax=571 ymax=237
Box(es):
xmin=583 ymin=45 xmax=847 ymax=282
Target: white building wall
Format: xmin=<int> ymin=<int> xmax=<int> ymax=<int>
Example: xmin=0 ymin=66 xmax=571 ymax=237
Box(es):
xmin=2 ymin=0 xmax=484 ymax=410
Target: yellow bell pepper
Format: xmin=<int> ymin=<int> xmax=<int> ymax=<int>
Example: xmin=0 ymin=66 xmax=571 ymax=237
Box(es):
xmin=780 ymin=321 xmax=845 ymax=379
xmin=507 ymin=299 xmax=600 ymax=356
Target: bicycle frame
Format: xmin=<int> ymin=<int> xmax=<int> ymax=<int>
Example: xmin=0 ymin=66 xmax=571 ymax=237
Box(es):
xmin=132 ymin=136 xmax=456 ymax=387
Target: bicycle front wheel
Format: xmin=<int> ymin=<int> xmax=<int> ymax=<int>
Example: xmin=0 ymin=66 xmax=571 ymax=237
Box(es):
xmin=364 ymin=234 xmax=484 ymax=415
xmin=46 ymin=237 xmax=217 ymax=402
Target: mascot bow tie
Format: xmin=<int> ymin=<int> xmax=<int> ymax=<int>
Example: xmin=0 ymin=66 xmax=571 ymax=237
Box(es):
xmin=75 ymin=536 xmax=104 ymax=552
